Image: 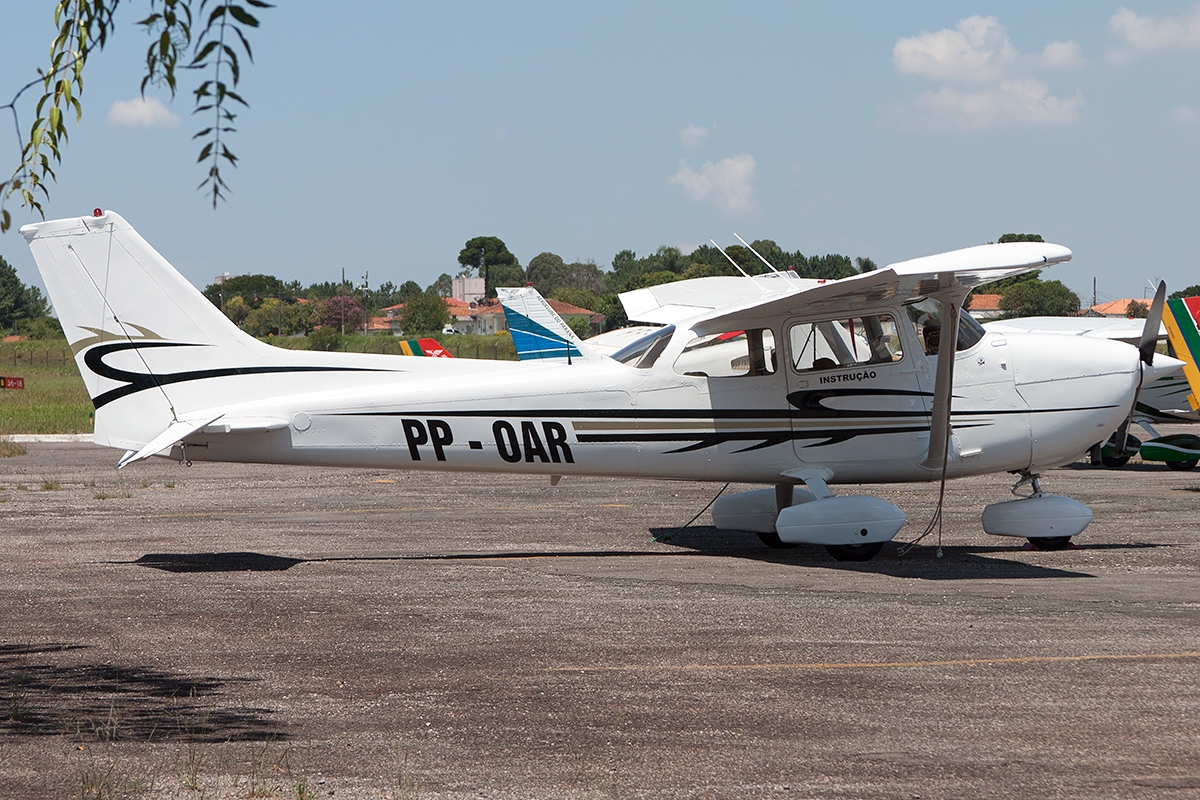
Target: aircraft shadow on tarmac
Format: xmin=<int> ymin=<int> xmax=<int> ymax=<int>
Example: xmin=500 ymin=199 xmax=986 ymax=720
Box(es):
xmin=0 ymin=643 xmax=286 ymax=742
xmin=117 ymin=526 xmax=1181 ymax=580
xmin=653 ymin=526 xmax=1102 ymax=579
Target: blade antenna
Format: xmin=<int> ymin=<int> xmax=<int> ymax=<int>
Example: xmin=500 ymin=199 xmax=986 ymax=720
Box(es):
xmin=709 ymin=239 xmax=752 ymax=278
xmin=734 ymin=233 xmax=782 ymax=274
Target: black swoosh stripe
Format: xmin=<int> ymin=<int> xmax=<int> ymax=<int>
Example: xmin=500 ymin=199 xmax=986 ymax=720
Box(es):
xmin=84 ymin=341 xmax=393 ymax=409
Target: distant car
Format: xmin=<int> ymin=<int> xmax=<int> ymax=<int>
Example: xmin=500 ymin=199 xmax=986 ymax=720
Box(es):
xmin=442 ymin=324 xmax=463 ymax=335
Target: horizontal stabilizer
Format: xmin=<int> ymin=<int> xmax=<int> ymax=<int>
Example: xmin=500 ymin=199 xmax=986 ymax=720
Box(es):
xmin=116 ymin=413 xmax=224 ymax=468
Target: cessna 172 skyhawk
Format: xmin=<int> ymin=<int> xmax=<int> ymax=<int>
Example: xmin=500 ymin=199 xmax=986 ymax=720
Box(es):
xmin=23 ymin=211 xmax=1170 ymax=561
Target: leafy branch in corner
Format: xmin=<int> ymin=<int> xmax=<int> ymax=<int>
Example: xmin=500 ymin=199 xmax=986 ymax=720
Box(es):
xmin=0 ymin=0 xmax=271 ymax=233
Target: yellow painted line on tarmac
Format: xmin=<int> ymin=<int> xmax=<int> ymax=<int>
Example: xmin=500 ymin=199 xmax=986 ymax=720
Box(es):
xmin=549 ymin=651 xmax=1200 ymax=673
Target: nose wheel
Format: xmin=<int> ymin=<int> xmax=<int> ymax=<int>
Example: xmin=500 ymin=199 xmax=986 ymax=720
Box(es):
xmin=1026 ymin=535 xmax=1072 ymax=551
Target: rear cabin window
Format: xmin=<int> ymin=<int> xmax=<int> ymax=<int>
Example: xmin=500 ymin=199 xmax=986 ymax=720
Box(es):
xmin=787 ymin=315 xmax=902 ymax=373
xmin=674 ymin=328 xmax=776 ymax=378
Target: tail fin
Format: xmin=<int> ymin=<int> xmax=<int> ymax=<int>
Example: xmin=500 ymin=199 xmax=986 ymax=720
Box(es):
xmin=1164 ymin=296 xmax=1200 ymax=411
xmin=496 ymin=287 xmax=603 ymax=363
xmin=400 ymin=338 xmax=454 ymax=358
xmin=21 ymin=210 xmax=394 ymax=452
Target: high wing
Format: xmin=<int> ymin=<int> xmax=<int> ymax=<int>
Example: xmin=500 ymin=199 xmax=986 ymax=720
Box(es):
xmin=689 ymin=242 xmax=1071 ymax=335
xmin=676 ymin=241 xmax=1071 ymax=472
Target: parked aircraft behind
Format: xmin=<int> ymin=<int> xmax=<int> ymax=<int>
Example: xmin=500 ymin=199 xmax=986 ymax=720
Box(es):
xmin=23 ymin=211 xmax=1162 ymax=560
xmin=986 ymin=298 xmax=1200 ymax=469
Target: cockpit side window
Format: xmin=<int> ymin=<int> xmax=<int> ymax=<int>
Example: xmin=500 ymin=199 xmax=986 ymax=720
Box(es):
xmin=787 ymin=314 xmax=903 ymax=373
xmin=673 ymin=328 xmax=777 ymax=378
xmin=904 ymin=298 xmax=985 ymax=355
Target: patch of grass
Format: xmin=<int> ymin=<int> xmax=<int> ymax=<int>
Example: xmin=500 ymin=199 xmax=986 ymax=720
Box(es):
xmin=0 ymin=438 xmax=27 ymax=458
xmin=0 ymin=340 xmax=92 ymax=435
xmin=390 ymin=741 xmax=423 ymax=800
xmin=40 ymin=478 xmax=61 ymax=491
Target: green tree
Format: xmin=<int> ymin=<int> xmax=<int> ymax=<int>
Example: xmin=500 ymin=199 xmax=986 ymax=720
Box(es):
xmin=2 ymin=0 xmax=273 ymax=231
xmin=997 ymin=233 xmax=1045 ymax=243
xmin=1000 ymin=279 xmax=1080 ymax=317
xmin=203 ymin=274 xmax=290 ymax=309
xmin=0 ymin=255 xmax=49 ymax=330
xmin=401 ymin=290 xmax=449 ymax=334
xmin=549 ymin=288 xmax=603 ymax=314
xmin=222 ymin=294 xmax=249 ymax=325
xmin=855 ymin=257 xmax=878 ymax=272
xmin=1125 ymin=300 xmax=1149 ymax=318
xmin=974 ymin=271 xmax=1042 ymax=295
xmin=490 ymin=262 xmax=526 ymax=292
xmin=802 ymin=254 xmax=857 ymax=280
xmin=624 ymin=271 xmax=680 ymax=291
xmin=396 ymin=280 xmax=423 ymax=302
xmin=526 ymin=252 xmax=566 ymax=294
xmin=429 ymin=273 xmax=453 ymax=298
xmin=1170 ymin=285 xmax=1200 ymax=300
xmin=243 ymin=297 xmax=292 ymax=337
xmin=458 ymin=236 xmax=520 ymax=298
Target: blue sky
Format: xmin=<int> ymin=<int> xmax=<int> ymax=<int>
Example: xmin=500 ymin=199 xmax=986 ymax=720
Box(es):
xmin=2 ymin=1 xmax=1198 ymax=307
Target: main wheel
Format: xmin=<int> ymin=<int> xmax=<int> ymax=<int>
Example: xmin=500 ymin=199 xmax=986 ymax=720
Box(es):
xmin=824 ymin=542 xmax=884 ymax=562
xmin=1027 ymin=536 xmax=1072 ymax=551
xmin=1100 ymin=454 xmax=1130 ymax=468
xmin=756 ymin=531 xmax=799 ymax=549
xmin=1167 ymin=459 xmax=1198 ymax=472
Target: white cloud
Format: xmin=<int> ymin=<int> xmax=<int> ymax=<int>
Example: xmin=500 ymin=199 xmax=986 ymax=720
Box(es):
xmin=894 ymin=15 xmax=1016 ymax=84
xmin=1171 ymin=105 xmax=1200 ymax=124
xmin=1031 ymin=39 xmax=1086 ymax=71
xmin=1108 ymin=5 xmax=1200 ymax=64
xmin=105 ymin=96 xmax=181 ymax=129
xmin=908 ymin=79 xmax=1083 ymax=131
xmin=892 ymin=16 xmax=1083 ymax=130
xmin=679 ymin=123 xmax=710 ymax=149
xmin=670 ymin=153 xmax=755 ymax=216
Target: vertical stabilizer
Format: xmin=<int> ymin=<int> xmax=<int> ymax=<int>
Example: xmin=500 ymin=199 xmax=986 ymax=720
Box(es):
xmin=496 ymin=287 xmax=602 ymax=362
xmin=1164 ymin=296 xmax=1200 ymax=411
xmin=20 ymin=210 xmax=398 ymax=452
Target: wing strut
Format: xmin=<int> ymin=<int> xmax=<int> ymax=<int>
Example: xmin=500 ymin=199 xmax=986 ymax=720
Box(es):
xmin=920 ymin=276 xmax=969 ymax=471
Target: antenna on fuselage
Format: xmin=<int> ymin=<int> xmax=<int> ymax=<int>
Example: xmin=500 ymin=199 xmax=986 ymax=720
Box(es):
xmin=734 ymin=233 xmax=783 ymax=275
xmin=710 ymin=239 xmax=753 ymax=278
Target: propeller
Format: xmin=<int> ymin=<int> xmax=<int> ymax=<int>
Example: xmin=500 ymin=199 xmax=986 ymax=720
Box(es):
xmin=1113 ymin=281 xmax=1166 ymax=456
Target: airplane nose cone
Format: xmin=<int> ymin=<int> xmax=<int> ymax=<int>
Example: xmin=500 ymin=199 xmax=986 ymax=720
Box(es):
xmin=1142 ymin=353 xmax=1185 ymax=386
xmin=1006 ymin=333 xmax=1139 ymax=470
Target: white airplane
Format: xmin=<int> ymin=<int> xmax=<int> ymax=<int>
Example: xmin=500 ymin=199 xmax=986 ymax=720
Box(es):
xmin=23 ymin=210 xmax=1169 ymax=560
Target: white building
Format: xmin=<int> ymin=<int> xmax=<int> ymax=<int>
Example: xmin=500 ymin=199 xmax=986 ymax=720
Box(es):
xmin=452 ymin=276 xmax=486 ymax=304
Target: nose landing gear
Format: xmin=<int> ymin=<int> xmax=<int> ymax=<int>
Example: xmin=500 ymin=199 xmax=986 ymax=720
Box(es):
xmin=981 ymin=472 xmax=1093 ymax=550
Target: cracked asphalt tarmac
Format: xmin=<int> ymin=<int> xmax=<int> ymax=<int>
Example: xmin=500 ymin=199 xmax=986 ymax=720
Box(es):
xmin=1 ymin=440 xmax=1198 ymax=798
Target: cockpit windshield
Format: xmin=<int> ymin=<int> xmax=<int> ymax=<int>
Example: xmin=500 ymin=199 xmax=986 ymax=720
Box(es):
xmin=611 ymin=325 xmax=675 ymax=369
